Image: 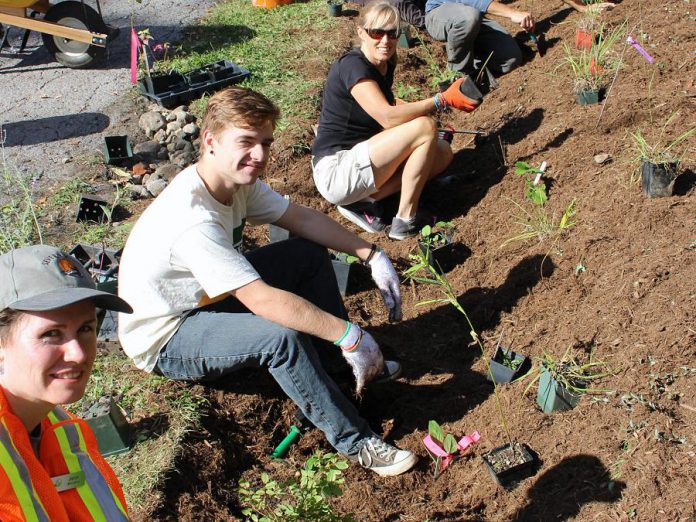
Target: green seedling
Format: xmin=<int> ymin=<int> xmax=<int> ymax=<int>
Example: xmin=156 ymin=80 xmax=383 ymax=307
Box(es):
xmin=515 ymin=161 xmax=548 ymax=206
xmin=499 ymin=350 xmax=523 ymax=371
xmin=522 ymin=345 xmax=613 ymax=397
xmin=420 ymin=221 xmax=454 ymax=249
xmin=425 ymin=420 xmax=459 ymax=479
xmin=501 ymin=198 xmax=577 ymax=249
xmin=416 ymin=34 xmax=460 ymax=91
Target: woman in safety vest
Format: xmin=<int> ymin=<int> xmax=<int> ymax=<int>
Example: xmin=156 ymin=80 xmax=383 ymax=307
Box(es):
xmin=0 ymin=245 xmax=133 ymax=521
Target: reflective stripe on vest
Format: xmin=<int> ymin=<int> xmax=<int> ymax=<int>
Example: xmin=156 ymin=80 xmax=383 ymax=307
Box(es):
xmin=46 ymin=409 xmax=128 ymax=521
xmin=0 ymin=417 xmax=51 ymax=522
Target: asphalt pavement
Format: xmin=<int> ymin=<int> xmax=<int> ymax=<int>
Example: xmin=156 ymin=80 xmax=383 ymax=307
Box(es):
xmin=0 ymin=0 xmax=217 ymax=182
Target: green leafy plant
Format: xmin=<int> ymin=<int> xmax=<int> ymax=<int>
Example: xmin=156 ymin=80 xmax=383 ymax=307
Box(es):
xmin=333 ymin=252 xmax=359 ymax=264
xmin=514 ymin=161 xmax=548 ymax=206
xmin=425 ymin=420 xmax=459 ymax=478
xmin=498 ymin=350 xmax=523 ymax=371
xmin=238 ymin=451 xmax=354 ymax=522
xmin=420 ymin=221 xmax=454 ymax=249
xmin=393 ymin=82 xmax=421 ymax=103
xmin=522 ymin=345 xmax=613 ymax=397
xmin=416 ymin=35 xmax=460 ymax=90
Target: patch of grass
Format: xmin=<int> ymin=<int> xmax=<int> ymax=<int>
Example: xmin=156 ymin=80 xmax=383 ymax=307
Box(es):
xmin=73 ymin=222 xmax=133 ymax=250
xmin=393 ymin=82 xmax=422 ymax=102
xmin=49 ymin=178 xmax=93 ymax=207
xmin=165 ymin=0 xmax=343 ymax=130
xmin=0 ymin=131 xmax=42 ymax=253
xmin=68 ymin=353 xmax=206 ymax=510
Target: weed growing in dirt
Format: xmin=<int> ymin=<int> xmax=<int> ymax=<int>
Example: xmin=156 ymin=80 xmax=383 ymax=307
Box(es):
xmin=239 ymin=451 xmax=354 ymax=522
xmin=49 ymin=177 xmax=93 ymax=207
xmin=0 ymin=129 xmax=42 ymax=253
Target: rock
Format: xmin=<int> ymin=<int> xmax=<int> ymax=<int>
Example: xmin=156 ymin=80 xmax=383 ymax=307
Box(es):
xmin=594 ymin=153 xmax=611 ymax=164
xmin=166 ymin=112 xmax=178 ymax=122
xmin=138 ymin=112 xmax=166 ymax=137
xmin=153 ymin=128 xmax=168 ymax=144
xmin=174 ymin=129 xmax=186 ymax=140
xmin=131 ymin=174 xmax=143 ymax=185
xmin=176 ymin=111 xmax=195 ymax=125
xmin=132 ymin=162 xmax=149 ymax=177
xmin=61 ymin=157 xmax=71 ymax=164
xmin=142 ymin=174 xmax=151 ymax=185
xmin=154 ymin=163 xmax=181 ymax=181
xmin=182 ymin=141 xmax=194 ymax=153
xmin=173 ymin=138 xmax=188 ymax=151
xmin=146 ymin=177 xmax=167 ymax=197
xmin=172 ymin=105 xmax=189 ymax=114
xmin=166 ymin=121 xmax=182 ymax=134
xmin=127 ymin=184 xmax=151 ymax=199
xmin=166 ymin=142 xmax=177 ymax=153
xmin=134 ymin=141 xmax=162 ymax=162
xmin=156 ymin=147 xmax=169 ymax=161
xmin=172 ymin=151 xmax=195 ymax=168
xmin=182 ymin=123 xmax=199 ymax=138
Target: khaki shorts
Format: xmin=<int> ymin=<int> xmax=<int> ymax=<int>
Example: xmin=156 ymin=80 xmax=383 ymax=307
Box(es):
xmin=312 ymin=140 xmax=376 ymax=206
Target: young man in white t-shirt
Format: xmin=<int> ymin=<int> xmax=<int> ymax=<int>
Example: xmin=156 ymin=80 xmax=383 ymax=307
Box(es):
xmin=118 ymin=87 xmax=417 ymax=477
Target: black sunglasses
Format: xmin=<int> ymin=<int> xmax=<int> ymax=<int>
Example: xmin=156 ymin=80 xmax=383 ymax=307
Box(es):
xmin=364 ymin=27 xmax=399 ymax=40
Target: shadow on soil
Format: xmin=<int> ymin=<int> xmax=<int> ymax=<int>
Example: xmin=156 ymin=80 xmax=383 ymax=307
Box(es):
xmin=512 ymin=454 xmax=626 ymax=521
xmin=673 ymin=169 xmax=695 ymax=196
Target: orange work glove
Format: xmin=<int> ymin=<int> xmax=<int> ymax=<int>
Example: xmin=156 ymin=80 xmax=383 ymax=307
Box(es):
xmin=433 ymin=76 xmax=483 ymax=113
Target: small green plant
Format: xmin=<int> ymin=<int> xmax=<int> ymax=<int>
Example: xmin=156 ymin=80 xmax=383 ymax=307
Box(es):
xmin=238 ymin=451 xmax=354 ymax=522
xmin=498 ymin=350 xmax=523 ymax=371
xmin=514 ymin=161 xmax=548 ymax=205
xmin=393 ymin=82 xmax=421 ymax=102
xmin=425 ymin=420 xmax=459 ymax=478
xmin=420 ymin=221 xmax=453 ymax=249
xmin=333 ymin=252 xmax=359 ymax=264
xmin=501 ymin=198 xmax=577 ymax=249
xmin=522 ymin=345 xmax=613 ymax=397
xmin=416 ymin=35 xmax=460 ymax=90
xmin=0 ymin=128 xmax=42 ymax=253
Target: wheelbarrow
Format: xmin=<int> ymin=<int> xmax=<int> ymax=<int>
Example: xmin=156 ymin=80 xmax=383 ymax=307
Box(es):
xmin=0 ymin=0 xmax=113 ymax=68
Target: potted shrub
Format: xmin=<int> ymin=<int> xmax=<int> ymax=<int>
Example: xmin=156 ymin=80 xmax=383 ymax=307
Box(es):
xmin=523 ymin=347 xmax=612 ymax=414
xmin=630 ymin=115 xmax=695 ymax=198
xmin=417 ymin=221 xmax=455 ymax=274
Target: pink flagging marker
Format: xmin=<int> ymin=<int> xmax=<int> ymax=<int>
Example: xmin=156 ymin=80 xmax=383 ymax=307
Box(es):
xmin=627 ymin=36 xmax=654 ymax=64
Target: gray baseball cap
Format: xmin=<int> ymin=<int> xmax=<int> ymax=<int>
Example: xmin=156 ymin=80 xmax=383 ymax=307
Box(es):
xmin=0 ymin=245 xmax=132 ymax=313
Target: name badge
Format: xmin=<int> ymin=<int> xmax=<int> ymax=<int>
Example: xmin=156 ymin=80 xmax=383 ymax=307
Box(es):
xmin=51 ymin=471 xmax=85 ymax=492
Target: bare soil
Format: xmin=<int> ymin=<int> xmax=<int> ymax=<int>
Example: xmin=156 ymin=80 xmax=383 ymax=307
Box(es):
xmin=110 ymin=0 xmax=695 ymax=520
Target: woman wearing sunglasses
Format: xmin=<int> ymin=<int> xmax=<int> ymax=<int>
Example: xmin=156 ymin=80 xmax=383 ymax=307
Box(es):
xmin=311 ymin=0 xmax=481 ymax=240
xmin=0 ymin=245 xmax=133 ymax=521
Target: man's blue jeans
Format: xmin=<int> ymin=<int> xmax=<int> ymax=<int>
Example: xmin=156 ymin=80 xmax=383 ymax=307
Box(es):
xmin=154 ymin=238 xmax=372 ymax=455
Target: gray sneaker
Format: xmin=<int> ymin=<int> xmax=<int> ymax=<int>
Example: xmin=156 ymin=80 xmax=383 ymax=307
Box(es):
xmin=337 ymin=200 xmax=387 ymax=233
xmin=349 ymin=436 xmax=418 ymax=477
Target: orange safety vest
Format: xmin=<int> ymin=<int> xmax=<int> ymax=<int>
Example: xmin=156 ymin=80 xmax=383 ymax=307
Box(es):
xmin=0 ymin=387 xmax=129 ymax=521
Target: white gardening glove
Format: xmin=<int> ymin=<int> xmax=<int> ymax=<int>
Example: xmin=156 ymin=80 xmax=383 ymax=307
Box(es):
xmin=336 ymin=322 xmax=385 ymax=395
xmin=368 ymin=249 xmax=402 ymax=323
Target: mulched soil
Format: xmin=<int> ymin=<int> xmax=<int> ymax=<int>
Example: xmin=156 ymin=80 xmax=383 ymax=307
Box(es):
xmin=119 ymin=0 xmax=695 ymax=520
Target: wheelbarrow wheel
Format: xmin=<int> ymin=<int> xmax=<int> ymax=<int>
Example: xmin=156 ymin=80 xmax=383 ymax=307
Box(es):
xmin=41 ymin=1 xmax=107 ymax=68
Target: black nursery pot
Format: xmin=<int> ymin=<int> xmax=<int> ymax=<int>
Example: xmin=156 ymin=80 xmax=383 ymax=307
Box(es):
xmin=641 ymin=160 xmax=677 ymax=198
xmin=331 ymin=253 xmax=359 ymax=297
xmin=482 ymin=442 xmax=537 ymax=488
xmin=418 ymin=232 xmax=454 ymax=274
xmin=103 ymin=135 xmax=133 ymax=165
xmin=487 ymin=346 xmax=528 ymax=384
xmin=83 ymin=397 xmax=131 ymax=457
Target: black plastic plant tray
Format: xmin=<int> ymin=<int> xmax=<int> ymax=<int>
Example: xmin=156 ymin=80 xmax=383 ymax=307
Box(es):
xmin=103 ymin=135 xmax=133 ymax=165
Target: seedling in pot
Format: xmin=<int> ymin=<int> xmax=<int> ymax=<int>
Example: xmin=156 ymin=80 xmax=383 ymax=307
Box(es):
xmin=423 ymin=420 xmax=480 ymax=479
xmin=522 ymin=346 xmax=613 ymax=413
xmin=488 ymin=345 xmax=528 ymax=384
xmin=412 ymin=221 xmax=455 ymax=274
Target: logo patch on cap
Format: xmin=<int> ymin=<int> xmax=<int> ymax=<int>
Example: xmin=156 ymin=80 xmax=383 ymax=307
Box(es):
xmin=57 ymin=257 xmax=80 ymax=276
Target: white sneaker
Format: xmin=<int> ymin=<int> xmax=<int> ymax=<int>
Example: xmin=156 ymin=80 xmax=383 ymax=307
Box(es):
xmin=349 ymin=436 xmax=417 ymax=477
